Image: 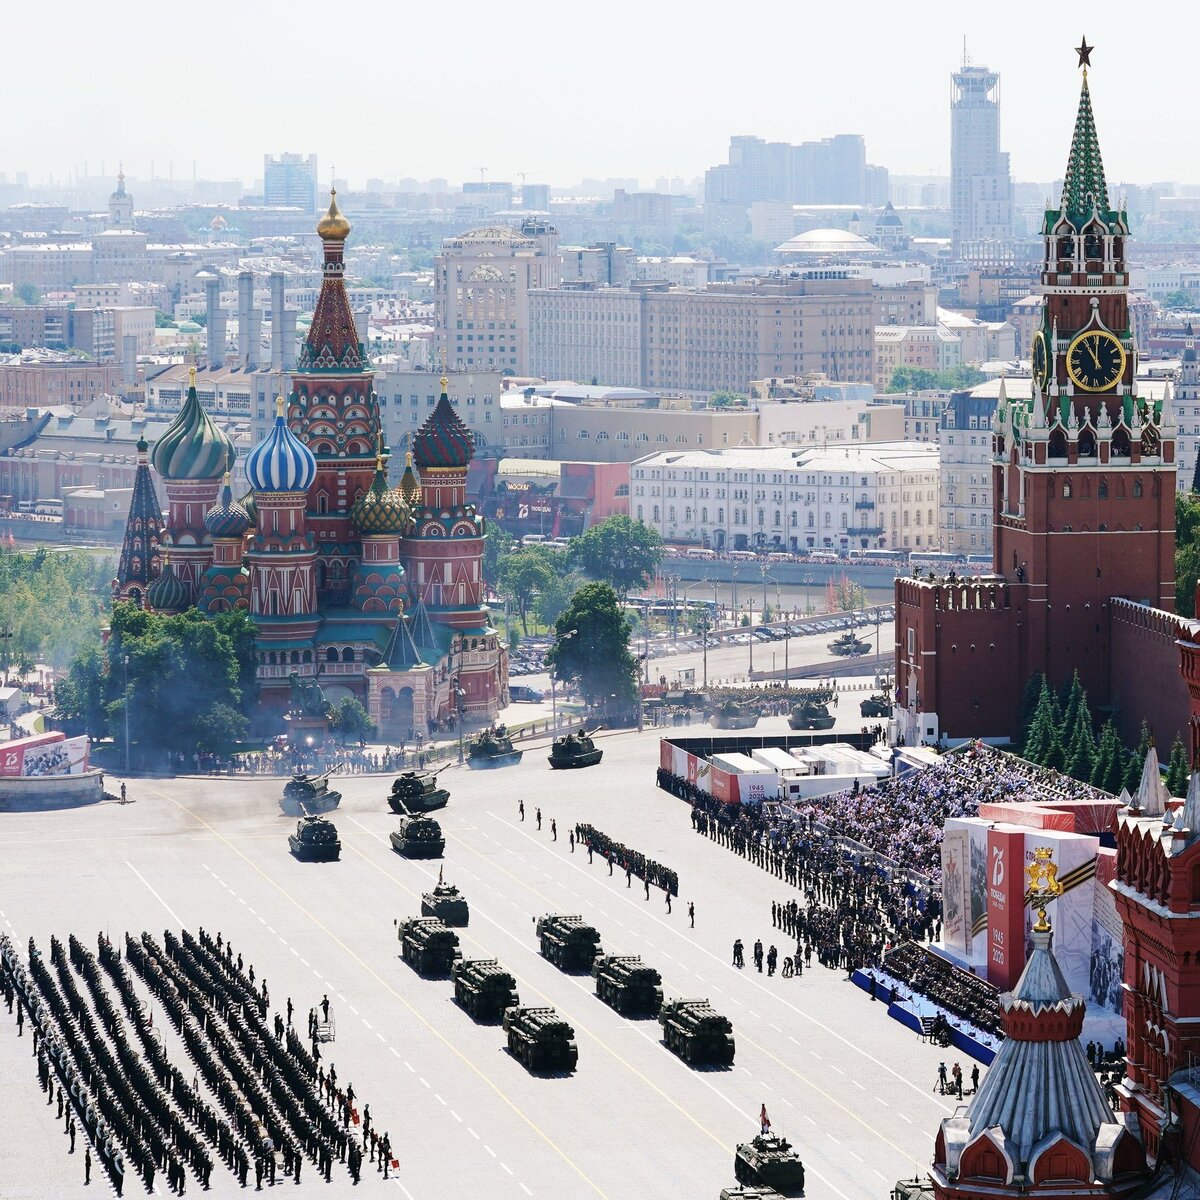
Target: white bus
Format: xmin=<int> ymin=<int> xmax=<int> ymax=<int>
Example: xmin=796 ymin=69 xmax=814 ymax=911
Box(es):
xmin=684 ymin=547 xmax=715 ymax=559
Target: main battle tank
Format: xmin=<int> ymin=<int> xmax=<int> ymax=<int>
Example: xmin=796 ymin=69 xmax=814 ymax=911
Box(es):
xmin=387 ymin=771 xmax=449 ymax=814
xmin=421 ymin=880 xmax=469 ymax=926
xmin=452 ymin=958 xmax=519 ymax=1022
xmin=503 ymin=1005 xmax=578 ymax=1073
xmin=708 ymin=700 xmax=759 ymax=730
xmin=547 ymin=728 xmax=603 ymax=770
xmin=397 ymin=916 xmax=462 ymax=977
xmin=828 ymin=630 xmax=870 ymax=657
xmin=591 ymin=954 xmax=663 ymax=1016
xmin=860 ymin=692 xmax=892 ymax=718
xmin=287 ymin=815 xmax=341 ymax=862
xmin=536 ymin=913 xmax=603 ymax=973
xmin=280 ymin=772 xmax=341 ymax=816
xmin=659 ymin=997 xmax=735 ymax=1065
xmin=389 ymin=813 xmax=445 ymax=858
xmin=467 ymin=727 xmax=523 ymax=769
xmin=787 ymin=689 xmax=836 ymax=731
xmin=734 ymin=1133 xmax=806 ymax=1193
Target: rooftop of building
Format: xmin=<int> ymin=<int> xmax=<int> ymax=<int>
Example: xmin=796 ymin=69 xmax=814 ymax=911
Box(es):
xmin=633 ymin=440 xmax=938 ymax=473
xmin=774 ymin=227 xmax=881 ymax=256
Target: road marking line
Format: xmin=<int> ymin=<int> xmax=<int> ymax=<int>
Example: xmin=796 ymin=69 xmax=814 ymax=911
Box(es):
xmin=485 ymin=1145 xmax=497 ymax=1158
xmin=451 ymin=1111 xmax=462 ymax=1123
xmin=126 ymin=862 xmax=185 ymax=925
xmin=435 ymin=1093 xmax=446 ymax=1106
xmin=875 ymin=1097 xmax=890 ymax=1107
xmin=520 ymin=1184 xmax=532 ymax=1195
xmin=468 ymin=1128 xmax=480 ymax=1140
xmin=501 ymin=1163 xmax=514 ymax=1175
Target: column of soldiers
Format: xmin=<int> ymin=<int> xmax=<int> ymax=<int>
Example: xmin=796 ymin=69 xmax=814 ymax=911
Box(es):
xmin=574 ymin=822 xmax=679 ymax=896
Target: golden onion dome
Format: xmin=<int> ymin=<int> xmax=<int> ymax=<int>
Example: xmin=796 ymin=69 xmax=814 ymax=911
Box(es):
xmin=398 ymin=451 xmax=421 ymax=506
xmin=316 ymin=187 xmax=351 ymax=241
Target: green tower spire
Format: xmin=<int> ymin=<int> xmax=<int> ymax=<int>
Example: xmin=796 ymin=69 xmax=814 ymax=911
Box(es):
xmin=1060 ymin=69 xmax=1109 ymax=223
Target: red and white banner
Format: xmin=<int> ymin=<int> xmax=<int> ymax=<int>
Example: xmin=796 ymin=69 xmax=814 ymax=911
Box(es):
xmin=986 ymin=828 xmax=1027 ymax=991
xmin=0 ymin=731 xmax=64 ymax=777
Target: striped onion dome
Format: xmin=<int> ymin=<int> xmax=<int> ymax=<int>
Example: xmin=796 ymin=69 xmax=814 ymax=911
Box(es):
xmin=412 ymin=378 xmax=474 ymax=469
xmin=151 ymin=368 xmax=235 ymax=481
xmin=238 ymin=489 xmax=258 ymax=528
xmin=146 ymin=556 xmax=189 ymax=613
xmin=246 ymin=398 xmax=317 ymax=493
xmin=204 ymin=474 xmax=252 ymax=539
xmin=352 ymin=452 xmax=410 ymax=535
xmin=398 ymin=451 xmax=421 ymax=506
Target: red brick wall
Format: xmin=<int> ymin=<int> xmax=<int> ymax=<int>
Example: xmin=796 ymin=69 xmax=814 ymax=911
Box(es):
xmin=1109 ymin=599 xmax=1189 ymax=749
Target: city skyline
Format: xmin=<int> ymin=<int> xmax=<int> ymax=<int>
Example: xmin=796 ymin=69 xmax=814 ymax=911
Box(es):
xmin=7 ymin=0 xmax=1199 ymax=193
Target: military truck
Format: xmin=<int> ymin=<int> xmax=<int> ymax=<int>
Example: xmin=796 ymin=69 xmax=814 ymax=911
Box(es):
xmin=451 ymin=958 xmax=519 ymax=1022
xmin=397 ymin=917 xmax=461 ymax=977
xmin=387 ymin=771 xmax=450 ymax=814
xmin=503 ymin=1005 xmax=578 ymax=1073
xmin=591 ymin=954 xmax=663 ymax=1016
xmin=389 ymin=813 xmax=445 ymax=858
xmin=421 ymin=880 xmax=469 ymax=926
xmin=734 ymin=1133 xmax=805 ymax=1192
xmin=536 ymin=913 xmax=602 ymax=973
xmin=287 ymin=815 xmax=341 ymax=862
xmin=659 ymin=997 xmax=735 ymax=1065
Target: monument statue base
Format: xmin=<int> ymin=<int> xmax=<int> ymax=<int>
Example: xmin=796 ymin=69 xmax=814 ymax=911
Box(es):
xmin=283 ymin=712 xmax=331 ymax=748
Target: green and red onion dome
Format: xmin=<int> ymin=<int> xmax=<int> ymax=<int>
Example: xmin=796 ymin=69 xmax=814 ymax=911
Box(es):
xmin=151 ymin=367 xmax=235 ymax=482
xmin=204 ymin=474 xmax=252 ymax=539
xmin=351 ymin=453 xmax=410 ymax=535
xmin=412 ymin=378 xmax=474 ymax=470
xmin=146 ymin=556 xmax=189 ymax=612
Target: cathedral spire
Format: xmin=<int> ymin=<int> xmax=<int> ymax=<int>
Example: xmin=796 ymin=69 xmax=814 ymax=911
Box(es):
xmin=113 ymin=433 xmax=163 ymax=605
xmin=1060 ymin=59 xmax=1110 ymax=224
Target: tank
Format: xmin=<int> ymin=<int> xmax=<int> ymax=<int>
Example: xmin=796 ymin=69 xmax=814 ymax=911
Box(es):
xmin=591 ymin=954 xmax=663 ymax=1016
xmin=659 ymin=998 xmax=735 ymax=1065
xmin=287 ymin=815 xmax=341 ymax=862
xmin=860 ymin=693 xmax=893 ymax=718
xmin=397 ymin=916 xmax=462 ymax=977
xmin=536 ymin=913 xmax=603 ymax=973
xmin=787 ymin=689 xmax=836 ymax=731
xmin=387 ymin=771 xmax=449 ymax=814
xmin=548 ymin=728 xmax=603 ymax=770
xmin=389 ymin=814 xmax=445 ymax=858
xmin=452 ymin=958 xmax=519 ymax=1022
xmin=734 ymin=1133 xmax=805 ymax=1193
xmin=708 ymin=700 xmax=759 ymax=730
xmin=421 ymin=880 xmax=469 ymax=926
xmin=891 ymin=1179 xmax=935 ymax=1200
xmin=467 ymin=727 xmax=523 ymax=769
xmin=828 ymin=630 xmax=870 ymax=657
xmin=280 ymin=772 xmax=342 ymax=816
xmin=503 ymin=1005 xmax=578 ymax=1073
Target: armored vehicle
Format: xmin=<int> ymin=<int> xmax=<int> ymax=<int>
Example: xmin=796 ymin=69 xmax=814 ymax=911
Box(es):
xmin=659 ymin=997 xmax=735 ymax=1065
xmin=387 ymin=771 xmax=449 ymax=814
xmin=547 ymin=728 xmax=603 ymax=770
xmin=891 ymin=1179 xmax=935 ymax=1200
xmin=787 ymin=689 xmax=836 ymax=731
xmin=860 ymin=693 xmax=892 ymax=718
xmin=397 ymin=917 xmax=461 ymax=977
xmin=828 ymin=630 xmax=870 ymax=657
xmin=503 ymin=1005 xmax=578 ymax=1073
xmin=451 ymin=958 xmax=519 ymax=1022
xmin=720 ymin=1188 xmax=782 ymax=1200
xmin=287 ymin=815 xmax=341 ymax=862
xmin=735 ymin=1133 xmax=806 ymax=1193
xmin=467 ymin=727 xmax=523 ymax=769
xmin=389 ymin=813 xmax=445 ymax=858
xmin=280 ymin=772 xmax=341 ymax=816
xmin=536 ymin=913 xmax=602 ymax=973
xmin=591 ymin=954 xmax=663 ymax=1016
xmin=421 ymin=880 xmax=468 ymax=926
xmin=708 ymin=700 xmax=759 ymax=730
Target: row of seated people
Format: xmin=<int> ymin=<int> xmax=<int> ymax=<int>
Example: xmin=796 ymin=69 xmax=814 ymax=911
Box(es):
xmin=881 ymin=941 xmax=1001 ymax=1037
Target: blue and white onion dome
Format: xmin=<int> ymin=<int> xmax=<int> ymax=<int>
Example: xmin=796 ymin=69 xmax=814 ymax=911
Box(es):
xmin=246 ymin=398 xmax=317 ymax=493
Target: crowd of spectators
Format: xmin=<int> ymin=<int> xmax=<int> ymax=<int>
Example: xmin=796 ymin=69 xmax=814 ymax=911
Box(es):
xmin=878 ymin=941 xmax=1001 ymax=1037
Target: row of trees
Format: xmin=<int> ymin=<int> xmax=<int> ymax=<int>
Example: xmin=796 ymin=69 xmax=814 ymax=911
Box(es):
xmin=886 ymin=365 xmax=986 ymax=393
xmin=1020 ymin=670 xmax=1190 ymax=797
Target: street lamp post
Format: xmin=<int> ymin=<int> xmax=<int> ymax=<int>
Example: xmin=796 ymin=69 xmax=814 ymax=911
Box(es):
xmin=454 ymin=637 xmax=465 ymax=764
xmin=554 ymin=629 xmax=577 ymax=733
xmin=123 ymin=654 xmax=130 ymax=775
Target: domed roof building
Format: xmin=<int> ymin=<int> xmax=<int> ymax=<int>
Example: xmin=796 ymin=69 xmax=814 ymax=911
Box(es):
xmin=204 ymin=475 xmax=252 ymax=540
xmin=351 ymin=450 xmax=410 ymax=536
xmin=198 ymin=475 xmax=252 ymax=614
xmin=412 ymin=378 xmax=476 ymax=470
xmin=774 ymin=227 xmax=881 ymax=260
xmin=246 ymin=400 xmax=317 ymax=494
xmin=151 ymin=368 xmax=235 ymax=482
xmin=146 ymin=555 xmax=189 ymax=614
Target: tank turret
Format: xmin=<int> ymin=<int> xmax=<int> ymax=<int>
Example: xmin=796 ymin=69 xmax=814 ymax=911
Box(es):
xmin=547 ymin=728 xmax=604 ymax=770
xmin=389 ymin=814 xmax=445 ymax=858
xmin=287 ymin=815 xmax=341 ymax=861
xmin=388 ymin=771 xmax=450 ymax=814
xmin=281 ymin=772 xmax=342 ymax=816
xmin=467 ymin=727 xmax=523 ymax=769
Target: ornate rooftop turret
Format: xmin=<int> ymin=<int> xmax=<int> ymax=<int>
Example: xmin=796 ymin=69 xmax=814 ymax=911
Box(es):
xmin=296 ymin=187 xmax=363 ymax=372
xmin=316 ymin=187 xmax=351 ymax=242
xmin=113 ymin=434 xmax=163 ymax=604
xmin=146 ymin=554 xmax=189 ymax=614
xmin=204 ymin=473 xmax=252 ymax=539
xmin=151 ymin=367 xmax=235 ymax=481
xmin=351 ymin=443 xmax=411 ymax=535
xmin=398 ymin=451 xmax=421 ymax=506
xmin=1060 ymin=69 xmax=1109 ymax=226
xmin=412 ymin=378 xmax=475 ymax=470
xmin=246 ymin=398 xmax=318 ymax=493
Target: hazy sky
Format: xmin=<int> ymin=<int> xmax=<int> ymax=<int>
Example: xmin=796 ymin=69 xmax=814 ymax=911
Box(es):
xmin=10 ymin=0 xmax=1195 ymax=189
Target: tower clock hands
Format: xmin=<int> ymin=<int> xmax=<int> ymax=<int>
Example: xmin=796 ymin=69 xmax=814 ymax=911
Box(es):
xmin=1087 ymin=336 xmax=1102 ymax=369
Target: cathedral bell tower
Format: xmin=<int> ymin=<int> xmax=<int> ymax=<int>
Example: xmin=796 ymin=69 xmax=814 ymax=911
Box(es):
xmin=992 ymin=43 xmax=1176 ymax=706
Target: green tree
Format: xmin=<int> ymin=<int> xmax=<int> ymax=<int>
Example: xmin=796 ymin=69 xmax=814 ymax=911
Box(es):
xmin=1021 ymin=679 xmax=1059 ymax=765
xmin=1019 ymin=672 xmax=1045 ymax=747
xmin=497 ymin=547 xmax=557 ymax=634
xmin=14 ymin=282 xmax=41 ymax=306
xmin=1163 ymin=289 xmax=1196 ymax=310
xmin=1177 ymin=494 xmax=1200 ymax=616
xmin=1166 ymin=736 xmax=1190 ymax=797
xmin=330 ymin=696 xmax=374 ymax=744
xmin=191 ymin=703 xmax=249 ymax=755
xmin=482 ymin=526 xmax=516 ymax=590
xmin=569 ymin=516 xmax=663 ymax=598
xmin=1090 ymin=720 xmax=1123 ymax=793
xmin=534 ymin=569 xmax=584 ymax=629
xmin=545 ymin=582 xmax=638 ymax=709
xmin=1063 ymin=698 xmax=1097 ymax=783
xmin=886 ymin=365 xmax=986 ymax=393
xmin=709 ymin=389 xmax=746 ymax=408
xmin=1058 ymin=670 xmax=1085 ymax=741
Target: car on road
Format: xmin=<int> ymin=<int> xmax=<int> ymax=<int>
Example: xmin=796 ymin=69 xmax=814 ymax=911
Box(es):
xmin=510 ymin=685 xmax=545 ymax=702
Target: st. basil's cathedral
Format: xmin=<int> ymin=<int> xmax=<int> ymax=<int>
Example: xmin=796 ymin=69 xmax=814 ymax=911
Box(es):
xmin=112 ymin=193 xmax=508 ymax=741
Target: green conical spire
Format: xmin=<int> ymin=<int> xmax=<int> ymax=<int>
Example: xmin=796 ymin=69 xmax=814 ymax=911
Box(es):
xmin=1060 ymin=71 xmax=1109 ymax=223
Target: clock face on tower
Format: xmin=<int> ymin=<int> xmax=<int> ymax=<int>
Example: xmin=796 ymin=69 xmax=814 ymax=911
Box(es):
xmin=1066 ymin=330 xmax=1126 ymax=392
xmin=1032 ymin=330 xmax=1050 ymax=391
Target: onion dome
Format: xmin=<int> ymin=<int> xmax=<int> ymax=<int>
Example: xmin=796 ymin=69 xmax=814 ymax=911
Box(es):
xmin=351 ymin=448 xmax=411 ymax=535
xmin=398 ymin=451 xmax=421 ymax=506
xmin=246 ymin=397 xmax=317 ymax=493
xmin=238 ymin=489 xmax=259 ymax=528
xmin=412 ymin=378 xmax=475 ymax=469
xmin=147 ymin=555 xmax=189 ymax=613
xmin=316 ymin=187 xmax=351 ymax=242
xmin=151 ymin=367 xmax=235 ymax=481
xmin=204 ymin=473 xmax=252 ymax=539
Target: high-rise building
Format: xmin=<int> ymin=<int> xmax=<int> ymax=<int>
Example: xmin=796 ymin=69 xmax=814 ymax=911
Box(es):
xmin=950 ymin=57 xmax=1014 ymax=257
xmin=263 ymin=153 xmax=319 ymax=212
